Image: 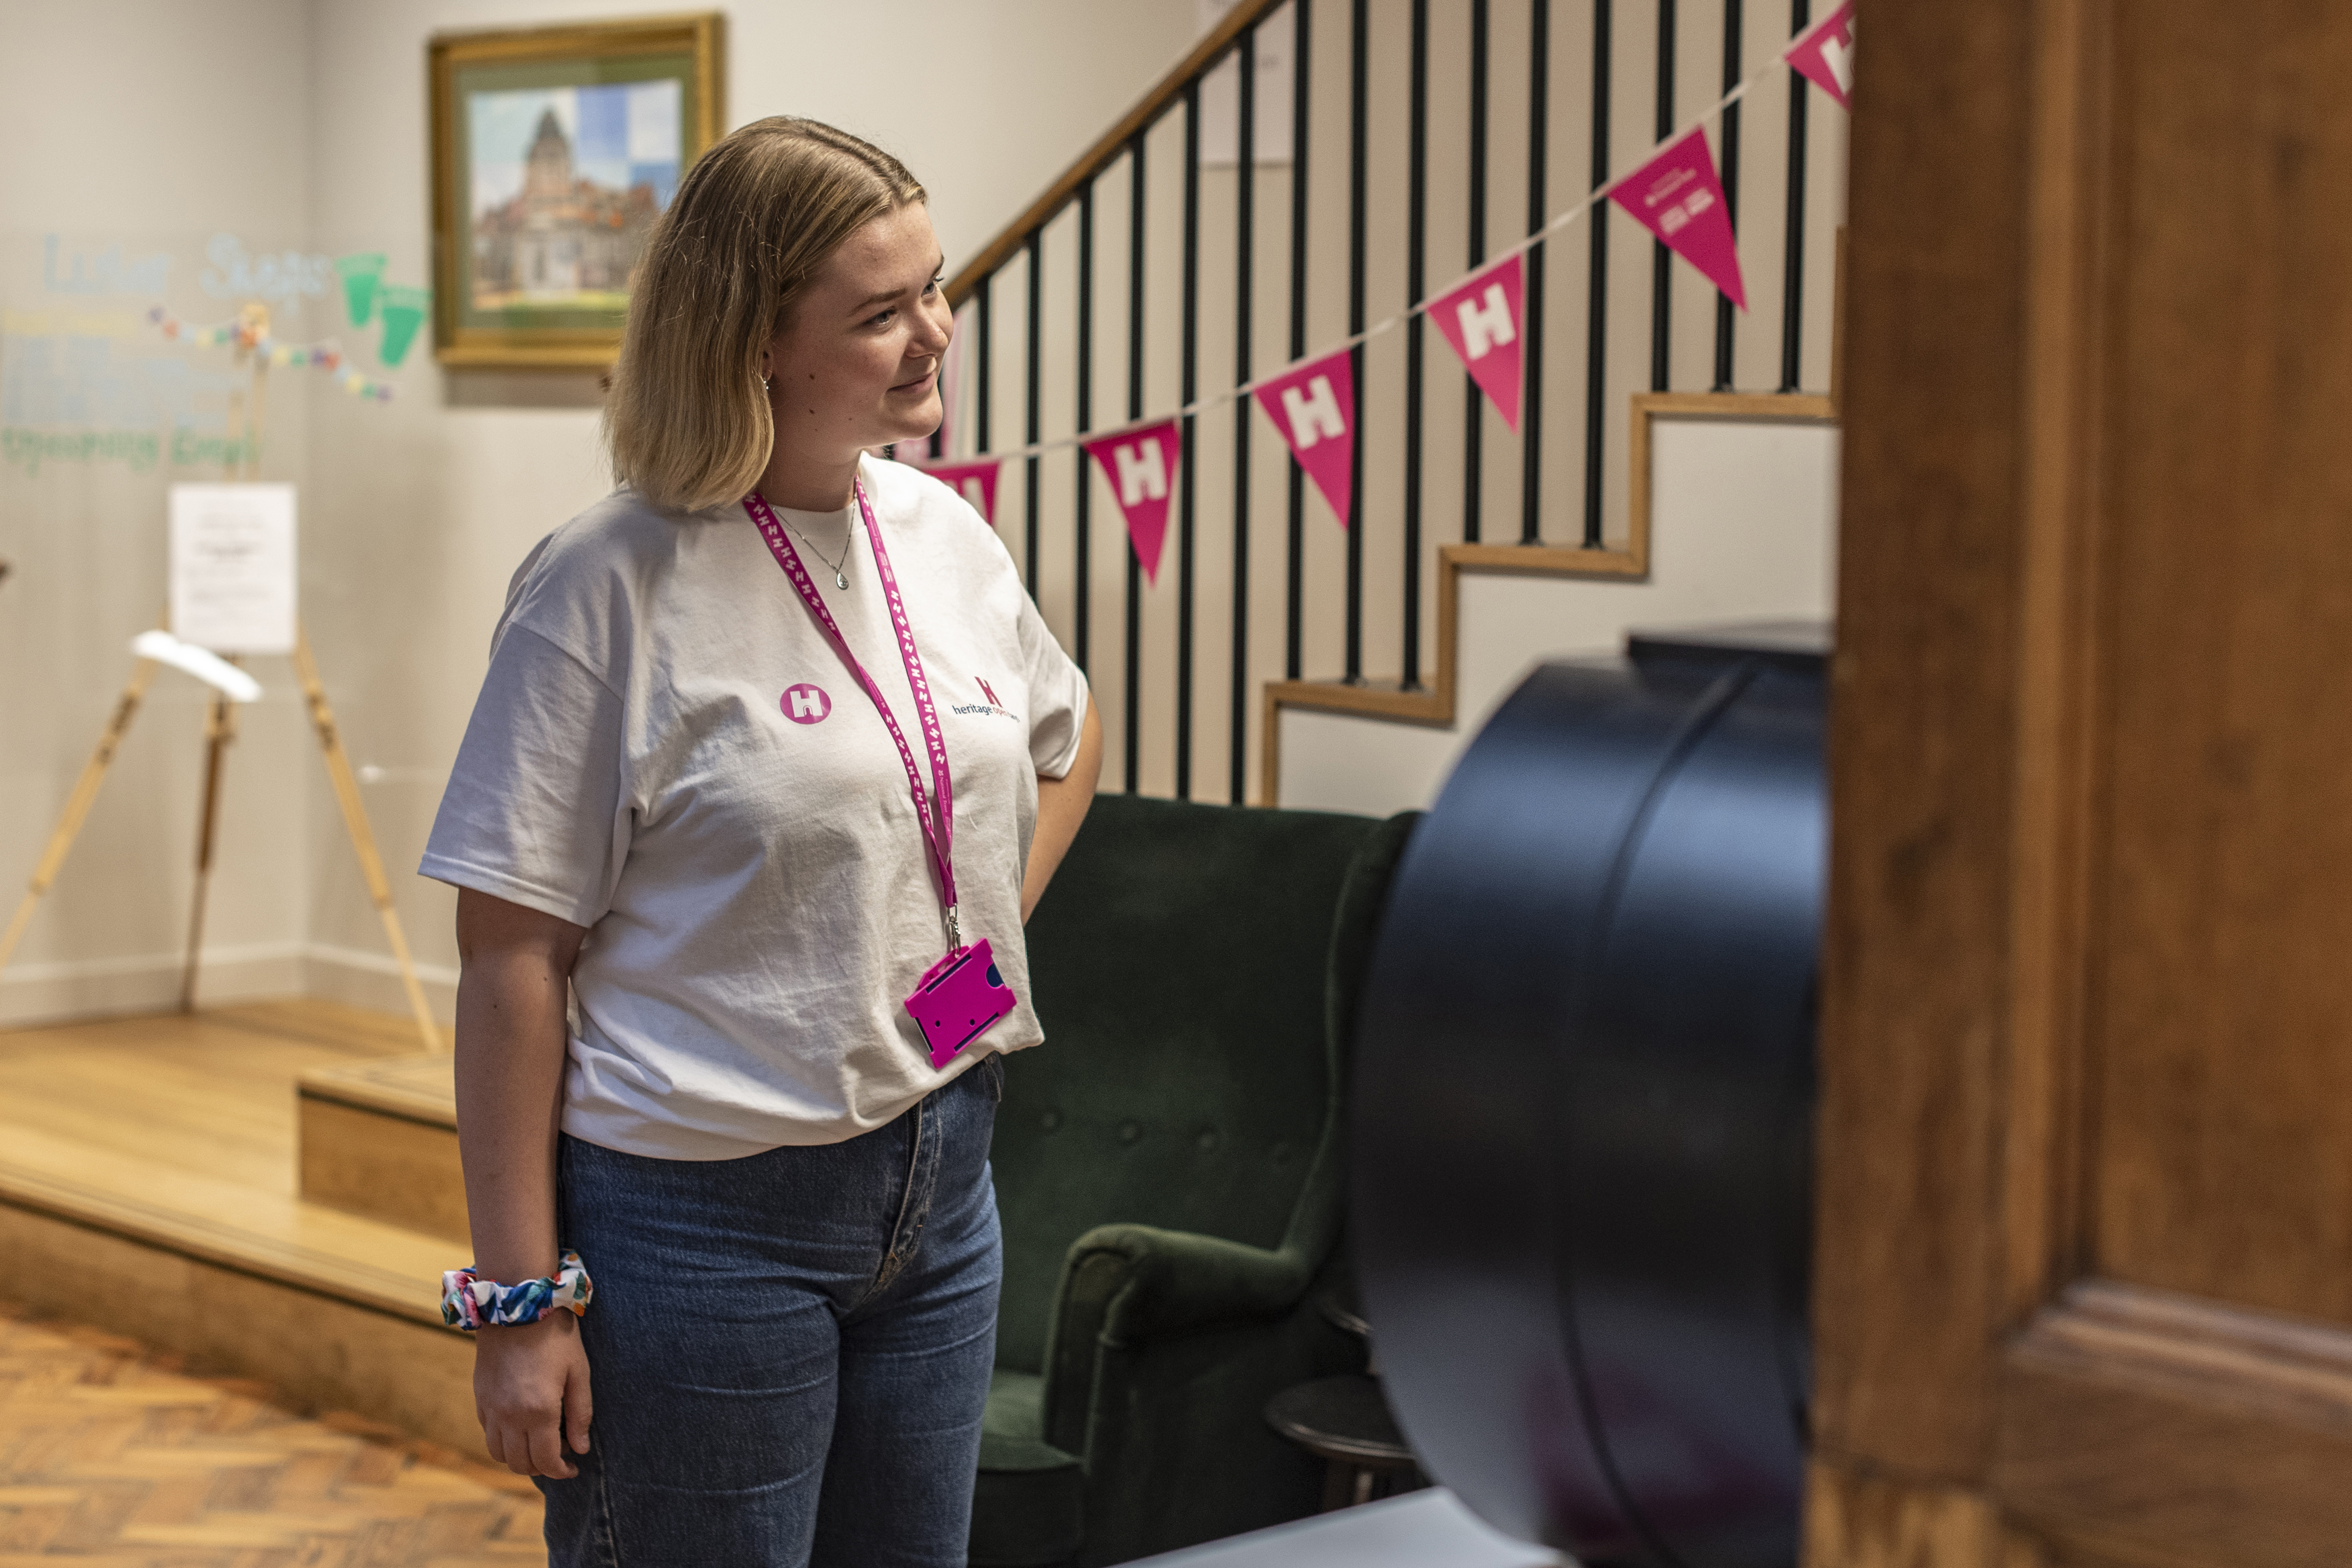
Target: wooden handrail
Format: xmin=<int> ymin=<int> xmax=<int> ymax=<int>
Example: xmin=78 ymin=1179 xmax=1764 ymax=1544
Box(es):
xmin=943 ymin=0 xmax=1290 ymax=307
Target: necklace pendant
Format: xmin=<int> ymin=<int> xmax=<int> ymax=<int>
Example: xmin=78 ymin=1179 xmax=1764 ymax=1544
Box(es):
xmin=835 ymin=570 xmax=848 ymax=590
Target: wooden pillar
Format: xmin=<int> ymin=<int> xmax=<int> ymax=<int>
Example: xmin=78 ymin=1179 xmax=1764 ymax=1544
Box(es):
xmin=1815 ymin=4 xmax=2352 ymax=1566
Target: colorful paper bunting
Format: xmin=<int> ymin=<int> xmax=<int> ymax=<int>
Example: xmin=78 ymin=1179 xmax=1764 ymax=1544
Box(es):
xmin=1083 ymin=422 xmax=1182 ymax=584
xmin=1784 ymin=1 xmax=1855 ymax=111
xmin=1429 ymin=256 xmax=1526 ymax=431
xmin=1609 ymin=129 xmax=1746 ymax=310
xmin=925 ymin=457 xmax=1002 ymax=526
xmin=145 ymin=306 xmax=396 ymax=401
xmin=920 ymin=33 xmax=1849 ymax=489
xmin=1253 ymin=350 xmax=1356 ymax=526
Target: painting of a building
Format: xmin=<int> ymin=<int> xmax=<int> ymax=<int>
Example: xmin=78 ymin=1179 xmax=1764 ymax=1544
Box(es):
xmin=470 ymin=107 xmax=661 ymax=308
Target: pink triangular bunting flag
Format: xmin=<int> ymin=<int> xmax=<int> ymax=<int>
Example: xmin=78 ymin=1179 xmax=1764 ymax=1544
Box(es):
xmin=923 ymin=457 xmax=1002 ymax=526
xmin=1610 ymin=128 xmax=1746 ymax=311
xmin=1428 ymin=255 xmax=1526 ymax=432
xmin=1784 ymin=2 xmax=1855 ymax=112
xmin=1253 ymin=349 xmax=1356 ymax=526
xmin=1083 ymin=421 xmax=1181 ymax=584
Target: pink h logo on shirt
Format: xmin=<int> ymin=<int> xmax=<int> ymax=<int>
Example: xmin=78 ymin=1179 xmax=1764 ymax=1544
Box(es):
xmin=976 ymin=677 xmax=1002 ymax=708
xmin=782 ymin=683 xmax=832 ymax=724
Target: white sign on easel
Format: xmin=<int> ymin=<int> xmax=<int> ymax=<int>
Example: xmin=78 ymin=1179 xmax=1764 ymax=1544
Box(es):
xmin=170 ymin=482 xmax=297 ymax=654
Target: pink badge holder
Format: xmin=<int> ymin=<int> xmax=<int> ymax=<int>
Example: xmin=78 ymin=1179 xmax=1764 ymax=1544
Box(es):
xmin=906 ymin=937 xmax=1018 ymax=1068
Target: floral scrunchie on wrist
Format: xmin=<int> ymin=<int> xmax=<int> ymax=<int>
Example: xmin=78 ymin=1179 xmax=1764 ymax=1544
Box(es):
xmin=441 ymin=1250 xmax=593 ymax=1331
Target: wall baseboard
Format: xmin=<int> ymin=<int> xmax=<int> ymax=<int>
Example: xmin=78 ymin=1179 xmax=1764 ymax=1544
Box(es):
xmin=0 ymin=942 xmax=456 ymax=1030
xmin=0 ymin=943 xmax=307 ymax=1028
xmin=302 ymin=942 xmax=458 ymax=1025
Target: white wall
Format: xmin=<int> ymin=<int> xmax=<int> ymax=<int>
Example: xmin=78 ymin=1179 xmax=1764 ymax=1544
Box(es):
xmin=0 ymin=0 xmax=318 ymax=1023
xmin=0 ymin=0 xmax=1201 ymax=1025
xmin=1276 ymin=412 xmax=1840 ymax=817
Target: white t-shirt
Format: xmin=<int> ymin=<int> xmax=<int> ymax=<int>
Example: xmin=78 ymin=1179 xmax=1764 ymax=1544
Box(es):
xmin=420 ymin=455 xmax=1089 ymax=1159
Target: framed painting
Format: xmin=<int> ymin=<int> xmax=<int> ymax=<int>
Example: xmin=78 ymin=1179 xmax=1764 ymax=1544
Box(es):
xmin=428 ymin=14 xmax=724 ymax=369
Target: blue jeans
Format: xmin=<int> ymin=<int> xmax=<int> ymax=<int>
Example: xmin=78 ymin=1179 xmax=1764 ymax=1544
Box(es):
xmin=541 ymin=1054 xmax=1005 ymax=1566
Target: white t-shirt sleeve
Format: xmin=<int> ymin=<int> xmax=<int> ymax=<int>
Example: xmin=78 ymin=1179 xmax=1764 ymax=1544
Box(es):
xmin=419 ymin=622 xmax=629 ymax=928
xmin=1018 ymin=592 xmax=1089 ymax=780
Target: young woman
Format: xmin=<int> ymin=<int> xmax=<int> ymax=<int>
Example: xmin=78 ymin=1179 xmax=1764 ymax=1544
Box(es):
xmin=422 ymin=117 xmax=1103 ymax=1566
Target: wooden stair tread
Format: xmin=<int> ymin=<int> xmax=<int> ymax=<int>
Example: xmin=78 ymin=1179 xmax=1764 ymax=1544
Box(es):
xmin=0 ymin=1003 xmax=456 ymax=1328
xmin=299 ymin=1053 xmax=457 ymax=1129
xmin=0 ymin=1132 xmax=446 ymax=1325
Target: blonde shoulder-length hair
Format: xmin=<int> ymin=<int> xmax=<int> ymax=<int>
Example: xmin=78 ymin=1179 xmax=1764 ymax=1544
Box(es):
xmin=604 ymin=116 xmax=926 ymax=515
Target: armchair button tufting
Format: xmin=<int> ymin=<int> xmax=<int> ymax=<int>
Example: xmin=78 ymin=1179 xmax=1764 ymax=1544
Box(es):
xmin=1041 ymin=1109 xmax=1062 ymax=1131
xmin=1196 ymin=1128 xmax=1221 ymax=1151
xmin=1270 ymin=1142 xmax=1293 ymax=1165
xmin=1118 ymin=1120 xmax=1143 ymax=1145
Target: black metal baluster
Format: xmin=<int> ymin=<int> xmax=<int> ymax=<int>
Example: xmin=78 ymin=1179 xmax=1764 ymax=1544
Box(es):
xmin=1521 ymin=0 xmax=1549 ymax=544
xmin=1344 ymin=0 xmax=1367 ymax=682
xmin=1024 ymin=230 xmax=1042 ymax=592
xmin=1780 ymin=0 xmax=1809 ymax=392
xmin=1075 ymin=183 xmax=1094 ymax=674
xmin=1402 ymin=0 xmax=1428 ymax=690
xmin=977 ymin=273 xmax=993 ymax=456
xmin=1125 ymin=134 xmax=1146 ymax=794
xmin=1463 ymin=0 xmax=1488 ymax=545
xmin=1713 ymin=0 xmax=1742 ymax=390
xmin=1650 ymin=0 xmax=1675 ymax=391
xmin=1232 ymin=25 xmax=1257 ymax=805
xmin=1287 ymin=0 xmax=1312 ymax=681
xmin=1582 ymin=0 xmax=1610 ymax=548
xmin=1178 ymin=82 xmax=1201 ymax=799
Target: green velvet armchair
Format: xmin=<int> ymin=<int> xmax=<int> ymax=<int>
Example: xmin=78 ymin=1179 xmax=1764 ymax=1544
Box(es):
xmin=969 ymin=794 xmax=1419 ymax=1568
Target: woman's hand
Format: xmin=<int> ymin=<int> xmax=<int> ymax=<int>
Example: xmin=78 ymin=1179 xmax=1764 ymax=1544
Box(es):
xmin=475 ymin=1311 xmax=594 ymax=1477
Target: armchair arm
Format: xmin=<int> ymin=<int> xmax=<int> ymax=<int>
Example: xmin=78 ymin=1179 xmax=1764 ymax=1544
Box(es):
xmin=1040 ymin=1223 xmax=1312 ymax=1452
xmin=1073 ymin=1223 xmax=1310 ymax=1339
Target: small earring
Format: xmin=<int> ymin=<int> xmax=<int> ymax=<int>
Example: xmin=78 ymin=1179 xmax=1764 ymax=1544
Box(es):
xmin=762 ymin=373 xmax=773 ymax=391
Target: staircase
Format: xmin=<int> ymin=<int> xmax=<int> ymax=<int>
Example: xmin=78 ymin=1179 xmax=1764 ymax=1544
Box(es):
xmin=931 ymin=0 xmax=1848 ymax=811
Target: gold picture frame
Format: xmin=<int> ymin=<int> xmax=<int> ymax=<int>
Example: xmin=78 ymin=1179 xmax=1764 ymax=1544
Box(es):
xmin=428 ymin=13 xmax=724 ymax=369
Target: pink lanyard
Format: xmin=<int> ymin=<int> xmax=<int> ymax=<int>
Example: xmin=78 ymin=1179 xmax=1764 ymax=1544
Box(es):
xmin=745 ymin=480 xmax=962 ymax=953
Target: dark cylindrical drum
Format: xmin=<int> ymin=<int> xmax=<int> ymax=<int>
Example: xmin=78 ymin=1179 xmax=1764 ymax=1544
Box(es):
xmin=1353 ymin=625 xmax=1826 ymax=1568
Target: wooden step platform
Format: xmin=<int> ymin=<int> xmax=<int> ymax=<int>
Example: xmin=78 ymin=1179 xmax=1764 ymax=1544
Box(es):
xmin=0 ymin=1000 xmax=483 ymax=1458
xmin=299 ymin=1052 xmax=466 ymax=1241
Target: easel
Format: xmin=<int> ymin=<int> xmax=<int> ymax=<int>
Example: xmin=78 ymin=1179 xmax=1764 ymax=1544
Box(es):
xmin=0 ymin=304 xmax=441 ymax=1054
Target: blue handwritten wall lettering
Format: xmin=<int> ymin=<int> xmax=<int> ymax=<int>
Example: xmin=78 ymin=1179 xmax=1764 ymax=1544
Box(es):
xmin=198 ymin=234 xmax=332 ymax=305
xmin=42 ymin=235 xmax=173 ymax=296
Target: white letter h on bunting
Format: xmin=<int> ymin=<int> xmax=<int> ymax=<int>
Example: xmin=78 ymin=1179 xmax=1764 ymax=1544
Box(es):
xmin=1456 ymin=283 xmax=1517 ymax=359
xmin=1114 ymin=439 xmax=1167 ymax=505
xmin=1280 ymin=376 xmax=1347 ymax=449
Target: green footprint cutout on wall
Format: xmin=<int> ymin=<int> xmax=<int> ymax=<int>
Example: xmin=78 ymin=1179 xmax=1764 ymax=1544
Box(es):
xmin=377 ymin=285 xmax=430 ymax=367
xmin=336 ymin=252 xmax=386 ymax=327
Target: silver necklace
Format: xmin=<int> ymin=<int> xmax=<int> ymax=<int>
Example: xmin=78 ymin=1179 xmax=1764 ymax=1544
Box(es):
xmin=785 ymin=511 xmax=858 ymax=590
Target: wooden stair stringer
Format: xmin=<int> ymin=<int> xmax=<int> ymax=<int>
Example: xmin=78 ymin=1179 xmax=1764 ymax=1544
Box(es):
xmin=1260 ymin=538 xmax=1647 ymax=805
xmin=1259 ymin=391 xmax=1838 ymax=804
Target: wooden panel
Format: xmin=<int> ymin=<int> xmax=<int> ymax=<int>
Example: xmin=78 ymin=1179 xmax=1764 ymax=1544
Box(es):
xmin=299 ymin=1097 xmax=470 ymax=1243
xmin=1997 ymin=1283 xmax=2352 ymax=1568
xmin=1811 ymin=0 xmax=2037 ymax=1481
xmin=1818 ymin=0 xmax=2352 ymax=1562
xmin=1803 ymin=1459 xmax=1999 ymax=1568
xmin=2087 ymin=4 xmax=2352 ymax=1320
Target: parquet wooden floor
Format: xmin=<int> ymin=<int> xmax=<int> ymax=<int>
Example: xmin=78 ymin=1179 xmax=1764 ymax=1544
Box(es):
xmin=0 ymin=1305 xmax=543 ymax=1566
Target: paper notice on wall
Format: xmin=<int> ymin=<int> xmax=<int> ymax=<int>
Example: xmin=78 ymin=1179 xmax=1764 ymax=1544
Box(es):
xmin=170 ymin=483 xmax=297 ymax=654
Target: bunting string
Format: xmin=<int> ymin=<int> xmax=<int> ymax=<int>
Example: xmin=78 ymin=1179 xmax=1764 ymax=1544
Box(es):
xmin=144 ymin=305 xmax=398 ymax=401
